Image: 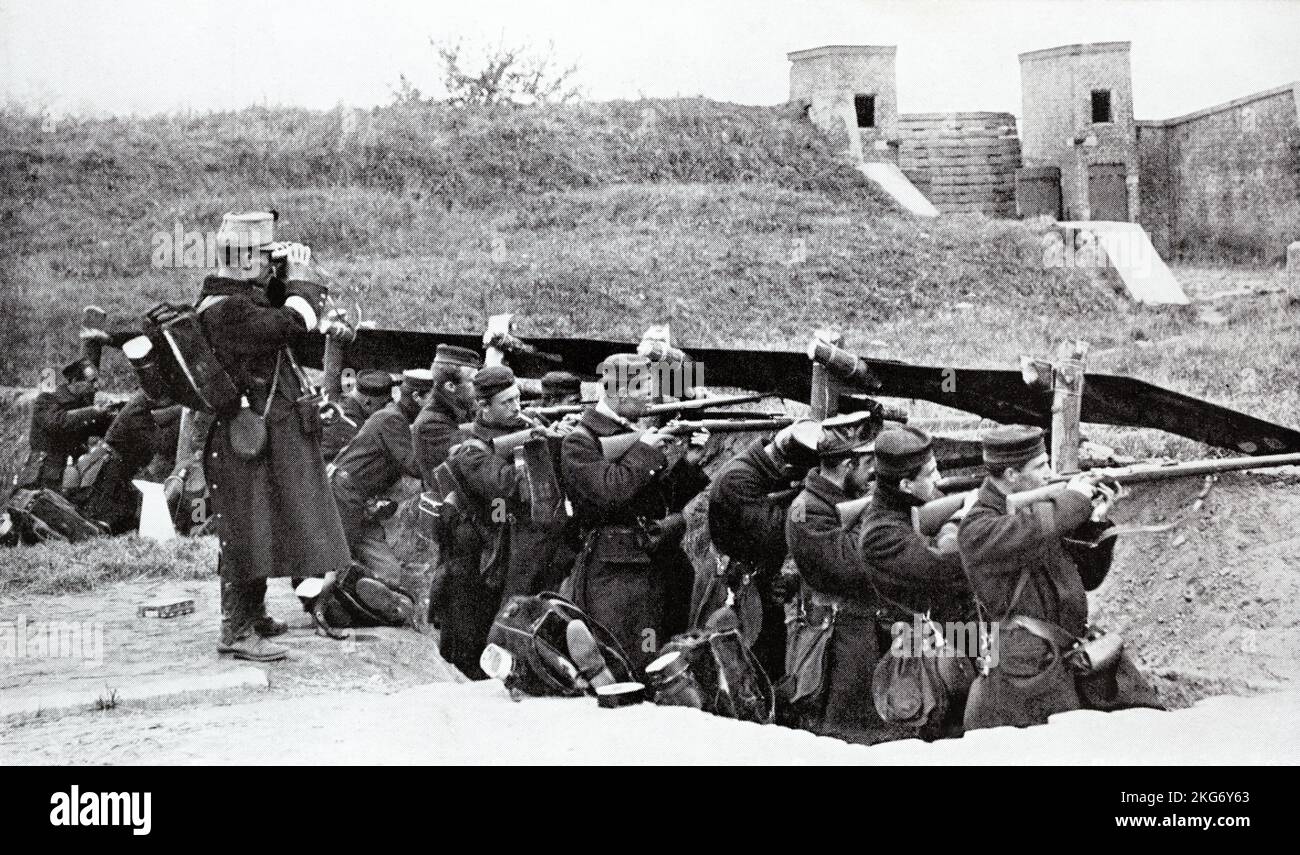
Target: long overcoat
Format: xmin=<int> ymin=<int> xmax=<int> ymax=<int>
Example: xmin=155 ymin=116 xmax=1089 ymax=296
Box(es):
xmin=199 ymin=276 xmax=350 ymax=584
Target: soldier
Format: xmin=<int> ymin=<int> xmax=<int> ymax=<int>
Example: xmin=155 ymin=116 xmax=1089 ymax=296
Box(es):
xmin=858 ymin=425 xmax=977 ymax=738
xmin=321 ymin=369 xmax=432 ymax=627
xmin=438 ymin=365 xmax=573 ymax=677
xmin=199 ymin=211 xmax=351 ymax=662
xmin=320 ymin=369 xmax=396 ymax=463
xmin=704 ymin=419 xmax=820 ymax=682
xmin=561 ymin=354 xmax=710 ymax=673
xmin=73 ymin=390 xmax=182 ymax=534
xmin=539 ymin=371 xmax=582 ymax=408
xmin=414 ymin=345 xmax=481 ymax=490
xmin=784 ymin=411 xmax=902 ymax=744
xmin=957 ymin=425 xmax=1158 ymax=730
xmin=17 ymin=359 xmax=117 ymax=492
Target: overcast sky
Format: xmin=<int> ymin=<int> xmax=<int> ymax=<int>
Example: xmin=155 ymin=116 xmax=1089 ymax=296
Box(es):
xmin=3 ymin=0 xmax=1298 ymax=120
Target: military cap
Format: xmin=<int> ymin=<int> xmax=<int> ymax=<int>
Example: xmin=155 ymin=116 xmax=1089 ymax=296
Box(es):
xmin=873 ymin=425 xmax=934 ymax=479
xmin=401 ymin=368 xmax=435 ymax=393
xmin=356 ymin=369 xmax=396 ymax=397
xmin=817 ymin=412 xmax=878 ymax=458
xmin=472 ymin=365 xmax=516 ymax=401
xmin=61 ymin=358 xmax=93 ymax=382
xmin=773 ymin=419 xmax=822 ymax=470
xmin=541 ymin=370 xmax=582 ymax=396
xmin=982 ymin=425 xmax=1047 ymax=469
xmin=598 ymin=353 xmax=652 ymax=396
xmin=432 ymin=344 xmax=482 ymax=370
xmin=215 ymin=211 xmax=277 ymax=251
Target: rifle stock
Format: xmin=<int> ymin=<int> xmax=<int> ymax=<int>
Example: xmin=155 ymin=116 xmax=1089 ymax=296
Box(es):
xmin=491 ymin=426 xmax=545 ymax=456
xmin=912 ymin=491 xmax=972 ymax=536
xmin=835 ymin=495 xmax=872 ymax=527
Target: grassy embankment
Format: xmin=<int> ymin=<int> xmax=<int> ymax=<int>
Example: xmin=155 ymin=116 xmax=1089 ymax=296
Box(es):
xmin=1 ymin=98 xmax=1296 ymax=591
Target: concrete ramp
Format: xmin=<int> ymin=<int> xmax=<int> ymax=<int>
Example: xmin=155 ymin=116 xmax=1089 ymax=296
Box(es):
xmin=858 ymin=162 xmax=939 ymax=217
xmin=1060 ymin=221 xmax=1190 ymax=305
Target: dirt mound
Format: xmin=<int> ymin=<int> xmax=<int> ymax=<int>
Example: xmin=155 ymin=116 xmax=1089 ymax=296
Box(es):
xmin=1092 ymin=472 xmax=1300 ymax=706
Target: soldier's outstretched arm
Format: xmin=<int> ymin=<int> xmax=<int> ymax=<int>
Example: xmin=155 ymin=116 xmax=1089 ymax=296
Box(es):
xmin=957 ymin=491 xmax=1091 ymax=573
xmin=561 ymin=430 xmax=667 ymax=509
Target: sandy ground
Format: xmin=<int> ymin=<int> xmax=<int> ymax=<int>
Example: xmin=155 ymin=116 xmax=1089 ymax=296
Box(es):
xmin=3 ymin=677 xmax=1295 ymax=765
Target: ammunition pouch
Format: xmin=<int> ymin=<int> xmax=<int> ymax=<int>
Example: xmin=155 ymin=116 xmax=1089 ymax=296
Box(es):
xmin=776 ymin=591 xmax=838 ymax=715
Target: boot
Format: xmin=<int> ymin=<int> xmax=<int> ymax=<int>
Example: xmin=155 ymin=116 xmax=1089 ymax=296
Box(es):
xmin=252 ymin=615 xmax=288 ymax=637
xmin=354 ymin=577 xmax=415 ymax=626
xmin=224 ymin=634 xmax=288 ymax=662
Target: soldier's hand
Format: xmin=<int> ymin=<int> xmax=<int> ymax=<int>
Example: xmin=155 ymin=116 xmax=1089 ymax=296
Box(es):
xmin=638 ymin=429 xmax=670 ymax=448
xmin=1066 ymin=471 xmax=1099 ymax=499
xmin=684 ymin=428 xmax=710 ymax=466
xmin=1091 ymin=481 xmax=1122 ymax=522
xmin=273 ymin=242 xmax=313 ymax=280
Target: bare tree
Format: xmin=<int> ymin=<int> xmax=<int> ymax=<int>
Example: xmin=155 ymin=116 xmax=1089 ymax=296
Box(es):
xmin=434 ymin=38 xmax=582 ymax=106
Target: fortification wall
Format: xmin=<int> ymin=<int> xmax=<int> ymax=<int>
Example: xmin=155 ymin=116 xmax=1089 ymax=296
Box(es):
xmin=898 ymin=112 xmax=1021 ymax=216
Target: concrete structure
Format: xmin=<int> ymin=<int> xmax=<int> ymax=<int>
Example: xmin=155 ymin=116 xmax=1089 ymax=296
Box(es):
xmin=789 ymin=41 xmax=1299 ymax=260
xmin=788 ymin=45 xmax=899 ymax=164
xmin=1018 ymin=42 xmax=1138 ymax=223
xmin=789 ymin=46 xmax=1020 ymax=216
xmin=1137 ymin=84 xmax=1300 ymax=261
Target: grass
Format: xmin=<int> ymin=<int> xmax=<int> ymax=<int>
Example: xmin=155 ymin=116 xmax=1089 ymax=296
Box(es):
xmin=0 ymin=534 xmax=216 ymax=595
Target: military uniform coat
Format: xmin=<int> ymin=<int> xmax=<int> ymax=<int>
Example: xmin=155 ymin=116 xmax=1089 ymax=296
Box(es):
xmin=439 ymin=416 xmax=556 ymax=679
xmin=198 ymin=276 xmax=350 ymax=584
xmin=707 ymin=439 xmax=798 ymax=679
xmin=561 ymin=406 xmax=708 ymax=672
xmin=413 ymin=393 xmax=468 ymax=490
xmin=786 ymin=472 xmax=903 ymax=744
xmin=858 ymin=483 xmax=973 ymax=623
xmin=957 ymin=478 xmax=1153 ymax=729
xmin=330 ymin=397 xmax=422 ymax=543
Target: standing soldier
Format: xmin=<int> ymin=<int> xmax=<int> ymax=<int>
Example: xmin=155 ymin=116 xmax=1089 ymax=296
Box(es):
xmin=199 ymin=211 xmax=351 ymax=662
xmin=414 ymin=345 xmax=481 ymax=489
xmin=17 ymin=359 xmax=117 ymax=492
xmin=438 ymin=366 xmax=572 ymax=677
xmin=957 ymin=425 xmax=1157 ymax=730
xmin=704 ymin=419 xmax=820 ymax=682
xmin=784 ymin=411 xmax=902 ymax=744
xmin=858 ymin=425 xmax=977 ymax=738
xmin=560 ymin=354 xmax=710 ymax=673
xmin=320 ymin=369 xmax=432 ymax=628
xmin=320 ymin=369 xmax=396 ymax=463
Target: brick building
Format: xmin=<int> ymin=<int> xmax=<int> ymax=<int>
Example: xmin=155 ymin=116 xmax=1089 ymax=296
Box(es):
xmin=1017 ymin=42 xmax=1138 ymax=222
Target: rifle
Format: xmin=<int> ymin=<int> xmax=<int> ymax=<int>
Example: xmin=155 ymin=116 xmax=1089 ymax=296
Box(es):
xmin=915 ymin=451 xmax=1300 ymax=530
xmin=600 ymin=417 xmax=795 ymax=459
xmin=527 ymin=401 xmax=598 ymax=420
xmin=643 ymin=392 xmax=765 ymax=417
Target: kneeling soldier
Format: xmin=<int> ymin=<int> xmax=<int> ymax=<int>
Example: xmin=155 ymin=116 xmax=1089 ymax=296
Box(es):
xmin=320 ymin=369 xmax=396 ymax=463
xmin=323 ymin=369 xmax=431 ymax=628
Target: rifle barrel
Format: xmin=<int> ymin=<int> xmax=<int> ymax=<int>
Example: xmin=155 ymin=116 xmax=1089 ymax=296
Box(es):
xmin=643 ymin=392 xmax=764 ymax=416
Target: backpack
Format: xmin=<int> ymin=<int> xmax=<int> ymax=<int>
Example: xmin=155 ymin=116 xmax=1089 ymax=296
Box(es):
xmin=485 ymin=592 xmax=636 ymax=698
xmin=128 ymin=302 xmax=240 ymax=415
xmin=652 ymin=628 xmax=775 ymax=724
